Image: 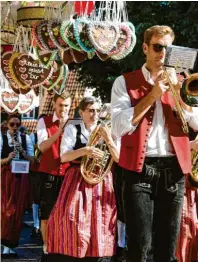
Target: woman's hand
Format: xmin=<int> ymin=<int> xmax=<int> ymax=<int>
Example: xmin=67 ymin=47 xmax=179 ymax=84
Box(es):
xmin=86 ymin=146 xmax=104 ymax=160
xmin=7 ymin=152 xmax=16 ymax=161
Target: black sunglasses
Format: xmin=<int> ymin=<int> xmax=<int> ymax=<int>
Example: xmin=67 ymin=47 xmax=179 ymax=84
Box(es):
xmin=9 ymin=122 xmax=20 ymax=127
xmin=86 ymin=109 xmax=100 ymax=113
xmin=152 ymin=44 xmax=168 ymax=52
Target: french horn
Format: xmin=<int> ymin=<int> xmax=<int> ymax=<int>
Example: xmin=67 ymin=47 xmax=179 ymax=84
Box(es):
xmin=81 ymin=104 xmax=114 ymax=185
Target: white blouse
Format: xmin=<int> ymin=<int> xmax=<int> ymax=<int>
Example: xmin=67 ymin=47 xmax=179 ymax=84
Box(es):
xmin=60 ymin=122 xmax=96 ymax=157
xmin=111 ymin=64 xmax=198 ymax=157
xmin=0 ymin=131 xmax=34 ymax=157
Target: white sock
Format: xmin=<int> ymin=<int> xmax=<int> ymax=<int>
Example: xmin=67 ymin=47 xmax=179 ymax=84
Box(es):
xmin=2 ymin=246 xmax=10 ymax=254
xmin=117 ymin=220 xmax=126 ymax=248
xmin=43 ymin=245 xmax=48 ymax=254
xmin=9 ymin=249 xmax=16 ymax=254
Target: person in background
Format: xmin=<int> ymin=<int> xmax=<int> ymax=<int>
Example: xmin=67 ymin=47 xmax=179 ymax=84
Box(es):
xmin=36 ymin=91 xmax=71 ymax=262
xmin=47 ymin=96 xmax=119 ymax=262
xmin=176 ymin=129 xmax=198 ymax=262
xmin=29 ymin=128 xmax=42 ymax=240
xmin=1 ymin=114 xmax=34 ymax=258
xmin=111 ymin=25 xmax=198 ymax=262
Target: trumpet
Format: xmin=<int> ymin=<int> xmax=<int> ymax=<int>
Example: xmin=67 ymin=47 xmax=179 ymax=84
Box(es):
xmin=163 ymin=68 xmax=198 ymax=133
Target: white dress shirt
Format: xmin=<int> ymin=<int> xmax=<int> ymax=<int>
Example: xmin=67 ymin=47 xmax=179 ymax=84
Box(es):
xmin=36 ymin=112 xmax=59 ymax=149
xmin=111 ymin=64 xmax=198 ymax=157
xmin=60 ymin=122 xmax=96 ymax=157
xmin=0 ymin=131 xmax=34 ymax=157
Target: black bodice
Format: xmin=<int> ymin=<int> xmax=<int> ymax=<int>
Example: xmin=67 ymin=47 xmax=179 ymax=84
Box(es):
xmin=1 ymin=134 xmax=27 ymax=160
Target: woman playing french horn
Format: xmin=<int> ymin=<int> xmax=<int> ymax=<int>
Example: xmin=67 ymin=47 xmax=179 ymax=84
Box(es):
xmin=47 ymin=96 xmax=118 ymax=262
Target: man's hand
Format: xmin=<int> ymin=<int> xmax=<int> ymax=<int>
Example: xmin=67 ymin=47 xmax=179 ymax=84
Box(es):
xmin=58 ymin=117 xmax=68 ymax=133
xmin=151 ymin=74 xmax=170 ymax=99
xmin=190 ymin=139 xmax=198 ymax=151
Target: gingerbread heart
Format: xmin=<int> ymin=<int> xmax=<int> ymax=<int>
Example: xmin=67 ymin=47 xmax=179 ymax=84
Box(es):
xmin=73 ymin=18 xmax=95 ymax=52
xmin=60 ymin=49 xmax=73 ymax=65
xmin=0 ymin=89 xmax=20 ymax=113
xmin=9 ymin=52 xmax=54 ymax=89
xmin=41 ymin=64 xmax=65 ymax=91
xmin=35 ymin=45 xmax=57 ymax=68
xmin=70 ymin=48 xmax=87 ymax=64
xmin=52 ymin=65 xmax=69 ymax=95
xmin=1 ymin=52 xmax=20 ymax=94
xmin=60 ymin=20 xmax=82 ymax=52
xmin=88 ymin=22 xmax=119 ymax=54
xmin=37 ymin=20 xmax=58 ymax=51
xmin=111 ymin=22 xmax=136 ymax=60
xmin=18 ymin=90 xmax=37 ymax=114
xmin=47 ymin=20 xmax=69 ymax=50
xmin=32 ymin=22 xmax=45 ymax=50
xmin=108 ymin=23 xmax=132 ymax=56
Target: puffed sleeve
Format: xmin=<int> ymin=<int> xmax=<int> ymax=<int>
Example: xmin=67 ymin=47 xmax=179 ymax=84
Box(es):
xmin=111 ymin=75 xmax=137 ymax=138
xmin=25 ymin=134 xmax=34 ymax=157
xmin=60 ymin=124 xmax=77 ymax=157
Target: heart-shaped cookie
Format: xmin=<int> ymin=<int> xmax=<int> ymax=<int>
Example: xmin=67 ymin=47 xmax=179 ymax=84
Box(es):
xmin=9 ymin=52 xmax=54 ymax=89
xmin=60 ymin=49 xmax=73 ymax=65
xmin=111 ymin=22 xmax=136 ymax=60
xmin=0 ymin=89 xmax=20 ymax=113
xmin=70 ymin=48 xmax=87 ymax=63
xmin=18 ymin=90 xmax=37 ymax=114
xmin=60 ymin=20 xmax=82 ymax=52
xmin=1 ymin=52 xmax=21 ymax=94
xmin=35 ymin=45 xmax=57 ymax=68
xmin=42 ymin=64 xmax=65 ymax=91
xmin=73 ymin=18 xmax=95 ymax=52
xmin=88 ymin=22 xmax=119 ymax=54
xmin=32 ymin=22 xmax=45 ymax=50
xmin=47 ymin=20 xmax=69 ymax=50
xmin=52 ymin=65 xmax=69 ymax=95
xmin=108 ymin=23 xmax=132 ymax=56
xmin=37 ymin=20 xmax=58 ymax=51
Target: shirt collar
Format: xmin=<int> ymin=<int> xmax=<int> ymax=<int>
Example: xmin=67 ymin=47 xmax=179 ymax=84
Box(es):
xmin=7 ymin=130 xmax=21 ymax=140
xmin=141 ymin=63 xmax=155 ymax=85
xmin=52 ymin=112 xmax=59 ymax=122
xmin=81 ymin=122 xmax=97 ymax=136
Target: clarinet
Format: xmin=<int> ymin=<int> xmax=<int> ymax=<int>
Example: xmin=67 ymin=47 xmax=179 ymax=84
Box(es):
xmin=13 ymin=132 xmax=20 ymax=160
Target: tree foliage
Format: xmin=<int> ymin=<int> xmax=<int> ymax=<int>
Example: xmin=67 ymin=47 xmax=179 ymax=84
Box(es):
xmin=72 ymin=1 xmax=198 ymax=102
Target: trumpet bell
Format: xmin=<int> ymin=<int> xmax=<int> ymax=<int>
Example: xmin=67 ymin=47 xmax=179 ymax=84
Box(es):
xmin=181 ymin=73 xmax=198 ymax=107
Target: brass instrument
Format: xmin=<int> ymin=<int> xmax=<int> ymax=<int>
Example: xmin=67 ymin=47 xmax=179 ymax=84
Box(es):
xmin=180 ymin=73 xmax=198 ymax=107
xmin=81 ymin=105 xmax=114 ymax=185
xmin=164 ymin=69 xmax=198 ymax=133
xmin=189 ymin=134 xmax=198 ymax=187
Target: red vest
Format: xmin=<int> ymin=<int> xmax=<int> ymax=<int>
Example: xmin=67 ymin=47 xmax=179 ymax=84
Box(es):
xmin=119 ymin=70 xmax=191 ymax=174
xmin=38 ymin=115 xmax=70 ymax=176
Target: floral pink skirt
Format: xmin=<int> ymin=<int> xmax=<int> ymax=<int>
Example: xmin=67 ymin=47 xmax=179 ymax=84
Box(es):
xmin=47 ymin=165 xmax=117 ymax=258
xmin=176 ymin=186 xmax=198 ymax=262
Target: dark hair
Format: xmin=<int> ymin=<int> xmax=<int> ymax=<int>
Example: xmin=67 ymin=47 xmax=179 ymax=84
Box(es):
xmin=7 ymin=114 xmax=21 ymax=124
xmin=78 ymin=96 xmax=100 ymax=111
xmin=53 ymin=91 xmax=71 ymax=103
xmin=144 ymin=25 xmax=175 ymax=45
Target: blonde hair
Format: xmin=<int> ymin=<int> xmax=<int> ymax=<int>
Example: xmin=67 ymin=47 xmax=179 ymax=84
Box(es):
xmin=144 ymin=25 xmax=175 ymax=45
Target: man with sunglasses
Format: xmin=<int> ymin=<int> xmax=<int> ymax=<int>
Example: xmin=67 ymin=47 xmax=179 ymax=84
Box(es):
xmin=36 ymin=91 xmax=71 ymax=262
xmin=111 ymin=25 xmax=198 ymax=262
